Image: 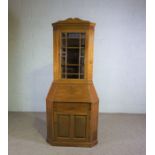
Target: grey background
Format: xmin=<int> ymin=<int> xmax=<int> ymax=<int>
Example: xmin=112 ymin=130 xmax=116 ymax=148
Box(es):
xmin=8 ymin=0 xmax=146 ymax=113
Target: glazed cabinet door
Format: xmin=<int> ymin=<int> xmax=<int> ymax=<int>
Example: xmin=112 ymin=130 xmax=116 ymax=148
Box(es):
xmin=53 ymin=102 xmax=90 ymax=141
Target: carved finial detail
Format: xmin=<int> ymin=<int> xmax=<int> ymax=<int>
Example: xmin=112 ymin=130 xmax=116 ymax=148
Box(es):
xmin=52 ymin=18 xmax=95 ymax=26
xmin=61 ymin=18 xmax=89 ymax=23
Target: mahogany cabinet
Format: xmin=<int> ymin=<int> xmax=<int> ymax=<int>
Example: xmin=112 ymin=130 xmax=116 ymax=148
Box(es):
xmin=46 ymin=18 xmax=99 ymax=147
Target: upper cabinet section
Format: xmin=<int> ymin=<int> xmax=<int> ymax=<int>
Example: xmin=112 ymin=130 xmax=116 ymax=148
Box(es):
xmin=52 ymin=18 xmax=95 ymax=82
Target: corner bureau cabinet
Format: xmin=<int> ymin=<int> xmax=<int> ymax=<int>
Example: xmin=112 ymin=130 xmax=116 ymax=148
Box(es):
xmin=46 ymin=18 xmax=99 ymax=147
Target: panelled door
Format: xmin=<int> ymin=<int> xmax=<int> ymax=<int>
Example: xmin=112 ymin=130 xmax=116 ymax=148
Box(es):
xmin=53 ymin=102 xmax=90 ymax=141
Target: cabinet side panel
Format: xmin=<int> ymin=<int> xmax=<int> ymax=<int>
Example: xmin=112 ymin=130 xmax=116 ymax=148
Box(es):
xmin=87 ymin=28 xmax=94 ymax=80
xmin=46 ymin=100 xmax=52 ymax=141
xmin=92 ymin=103 xmax=99 ymax=141
xmin=53 ymin=29 xmax=61 ymax=80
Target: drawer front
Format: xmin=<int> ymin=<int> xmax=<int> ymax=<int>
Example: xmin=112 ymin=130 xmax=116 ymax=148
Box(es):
xmin=53 ymin=102 xmax=90 ymax=113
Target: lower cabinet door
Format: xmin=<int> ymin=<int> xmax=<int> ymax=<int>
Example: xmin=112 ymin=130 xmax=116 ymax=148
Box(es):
xmin=74 ymin=115 xmax=88 ymax=139
xmin=54 ymin=112 xmax=89 ymax=141
xmin=55 ymin=114 xmax=71 ymax=138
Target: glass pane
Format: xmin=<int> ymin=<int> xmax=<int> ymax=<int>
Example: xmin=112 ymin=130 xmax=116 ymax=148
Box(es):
xmin=67 ymin=33 xmax=80 ymax=47
xmin=81 ymin=33 xmax=85 ymax=38
xmin=67 ymin=66 xmax=79 ymax=73
xmin=62 ymin=39 xmax=66 ymax=47
xmin=80 ymin=57 xmax=84 ymax=65
xmin=67 ymin=49 xmax=79 ymax=64
xmin=67 ymin=33 xmax=80 ymax=38
xmin=80 ymin=66 xmax=84 ymax=74
xmin=61 ymin=57 xmax=65 ymax=65
xmin=61 ymin=48 xmax=66 ymax=58
xmin=81 ymin=48 xmax=84 ymax=56
xmin=61 ymin=65 xmax=65 ymax=73
xmin=67 ymin=39 xmax=79 ymax=47
xmin=62 ymin=48 xmax=66 ymax=52
xmin=62 ymin=33 xmax=66 ymax=38
xmin=61 ymin=52 xmax=66 ymax=57
xmin=67 ymin=74 xmax=79 ymax=79
xmin=81 ymin=38 xmax=85 ymax=47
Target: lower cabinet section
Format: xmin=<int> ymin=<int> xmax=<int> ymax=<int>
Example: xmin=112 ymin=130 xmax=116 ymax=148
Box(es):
xmin=46 ymin=83 xmax=99 ymax=147
xmin=53 ymin=102 xmax=90 ymax=142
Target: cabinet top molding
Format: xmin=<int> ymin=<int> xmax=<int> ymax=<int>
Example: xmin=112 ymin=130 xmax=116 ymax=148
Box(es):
xmin=52 ymin=18 xmax=96 ymax=27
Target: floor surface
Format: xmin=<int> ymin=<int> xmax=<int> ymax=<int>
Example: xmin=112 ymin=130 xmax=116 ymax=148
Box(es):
xmin=8 ymin=112 xmax=146 ymax=155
